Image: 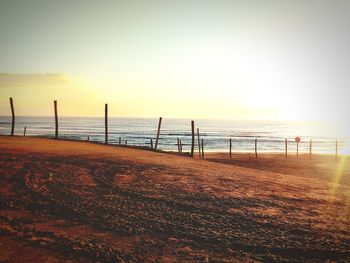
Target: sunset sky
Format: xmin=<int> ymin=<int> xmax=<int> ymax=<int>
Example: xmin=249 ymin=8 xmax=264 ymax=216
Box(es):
xmin=0 ymin=1 xmax=349 ymax=130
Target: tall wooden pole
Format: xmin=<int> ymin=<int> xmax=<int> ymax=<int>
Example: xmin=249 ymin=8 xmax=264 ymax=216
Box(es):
xmin=105 ymin=103 xmax=108 ymax=144
xmin=177 ymin=138 xmax=180 ymax=153
xmin=197 ymin=128 xmax=201 ymax=158
xmin=23 ymin=126 xmax=26 ymax=136
xmin=54 ymin=100 xmax=58 ymax=139
xmin=201 ymin=139 xmax=204 ymax=159
xmin=119 ymin=137 xmax=121 ymax=145
xmin=309 ymin=139 xmax=312 ymax=159
xmin=229 ymin=138 xmax=232 ymax=159
xmin=255 ymin=138 xmax=258 ymax=158
xmin=9 ymin=97 xmax=15 ymax=136
xmin=191 ymin=120 xmax=195 ymax=157
xmin=155 ymin=117 xmax=162 ymax=150
xmin=285 ymin=138 xmax=288 ymax=159
xmin=150 ymin=138 xmax=153 ymax=149
xmin=180 ymin=139 xmax=183 ymax=153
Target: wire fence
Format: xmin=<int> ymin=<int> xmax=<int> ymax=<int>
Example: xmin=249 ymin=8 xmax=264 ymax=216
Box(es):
xmin=0 ymin=99 xmax=348 ymax=157
xmin=0 ymin=98 xmax=349 ymax=156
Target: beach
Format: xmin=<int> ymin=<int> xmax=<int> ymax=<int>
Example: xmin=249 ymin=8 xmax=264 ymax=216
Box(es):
xmin=1 ymin=136 xmax=350 ymax=262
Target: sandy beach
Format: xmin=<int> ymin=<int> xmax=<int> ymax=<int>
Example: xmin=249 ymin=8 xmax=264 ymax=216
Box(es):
xmin=1 ymin=136 xmax=350 ymax=262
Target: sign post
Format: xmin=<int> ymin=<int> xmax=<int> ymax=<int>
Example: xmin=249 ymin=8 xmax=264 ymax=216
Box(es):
xmin=295 ymin=137 xmax=301 ymax=158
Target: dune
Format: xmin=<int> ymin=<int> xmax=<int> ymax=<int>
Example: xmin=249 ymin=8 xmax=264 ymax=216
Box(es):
xmin=0 ymin=136 xmax=349 ymax=262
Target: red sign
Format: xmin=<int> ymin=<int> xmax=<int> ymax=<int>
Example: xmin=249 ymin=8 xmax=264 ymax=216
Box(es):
xmin=295 ymin=137 xmax=301 ymax=143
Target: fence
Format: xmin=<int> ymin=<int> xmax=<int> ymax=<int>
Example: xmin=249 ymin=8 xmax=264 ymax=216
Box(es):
xmin=0 ymin=98 xmax=347 ymax=159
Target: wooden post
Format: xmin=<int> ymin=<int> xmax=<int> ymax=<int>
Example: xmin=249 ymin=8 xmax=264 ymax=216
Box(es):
xmin=155 ymin=117 xmax=162 ymax=150
xmin=285 ymin=138 xmax=287 ymax=159
xmin=150 ymin=138 xmax=153 ymax=149
xmin=125 ymin=140 xmax=127 ymax=146
xmin=201 ymin=139 xmax=204 ymax=159
xmin=197 ymin=128 xmax=201 ymax=158
xmin=309 ymin=139 xmax=312 ymax=159
xmin=255 ymin=138 xmax=258 ymax=158
xmin=180 ymin=139 xmax=183 ymax=153
xmin=191 ymin=120 xmax=195 ymax=157
xmin=177 ymin=138 xmax=180 ymax=153
xmin=54 ymin=100 xmax=58 ymax=139
xmin=23 ymin=126 xmax=26 ymax=136
xmin=119 ymin=137 xmax=121 ymax=145
xmin=335 ymin=140 xmax=338 ymax=161
xmin=104 ymin=103 xmax=108 ymax=144
xmin=229 ymin=138 xmax=232 ymax=158
xmin=9 ymin=97 xmax=15 ymax=136
xmin=87 ymin=136 xmax=90 ymax=141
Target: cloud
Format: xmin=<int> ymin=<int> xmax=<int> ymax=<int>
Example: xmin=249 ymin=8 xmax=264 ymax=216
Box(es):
xmin=0 ymin=73 xmax=70 ymax=87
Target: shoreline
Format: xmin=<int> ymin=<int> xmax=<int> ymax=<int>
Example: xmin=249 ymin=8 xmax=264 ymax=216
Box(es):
xmin=1 ymin=134 xmax=347 ymax=158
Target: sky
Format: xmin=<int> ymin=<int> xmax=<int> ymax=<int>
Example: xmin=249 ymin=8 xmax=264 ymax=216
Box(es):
xmin=0 ymin=0 xmax=349 ymax=134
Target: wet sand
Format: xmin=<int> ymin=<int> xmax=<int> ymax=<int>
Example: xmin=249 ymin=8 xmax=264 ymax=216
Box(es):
xmin=1 ymin=136 xmax=350 ymax=262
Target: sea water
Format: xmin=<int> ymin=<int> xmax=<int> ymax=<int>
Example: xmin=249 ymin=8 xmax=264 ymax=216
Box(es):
xmin=0 ymin=116 xmax=347 ymax=154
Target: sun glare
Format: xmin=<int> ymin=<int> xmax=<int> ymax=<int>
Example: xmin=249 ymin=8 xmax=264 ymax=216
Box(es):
xmin=328 ymin=155 xmax=349 ymax=201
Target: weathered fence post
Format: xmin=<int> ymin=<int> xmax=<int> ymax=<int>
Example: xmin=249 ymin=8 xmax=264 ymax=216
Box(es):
xmin=54 ymin=100 xmax=58 ymax=139
xmin=150 ymin=138 xmax=153 ymax=149
xmin=255 ymin=138 xmax=258 ymax=158
xmin=309 ymin=139 xmax=312 ymax=159
xmin=104 ymin=103 xmax=108 ymax=144
xmin=197 ymin=128 xmax=201 ymax=158
xmin=285 ymin=138 xmax=288 ymax=158
xmin=180 ymin=139 xmax=183 ymax=153
xmin=155 ymin=117 xmax=162 ymax=150
xmin=87 ymin=136 xmax=90 ymax=141
xmin=177 ymin=138 xmax=180 ymax=153
xmin=191 ymin=120 xmax=195 ymax=157
xmin=125 ymin=140 xmax=127 ymax=146
xmin=335 ymin=140 xmax=338 ymax=161
xmin=229 ymin=138 xmax=232 ymax=158
xmin=23 ymin=126 xmax=26 ymax=136
xmin=201 ymin=139 xmax=204 ymax=159
xmin=119 ymin=137 xmax=121 ymax=145
xmin=9 ymin=97 xmax=15 ymax=136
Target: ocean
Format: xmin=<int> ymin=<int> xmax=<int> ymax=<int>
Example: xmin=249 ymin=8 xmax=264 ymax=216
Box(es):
xmin=0 ymin=116 xmax=347 ymax=154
